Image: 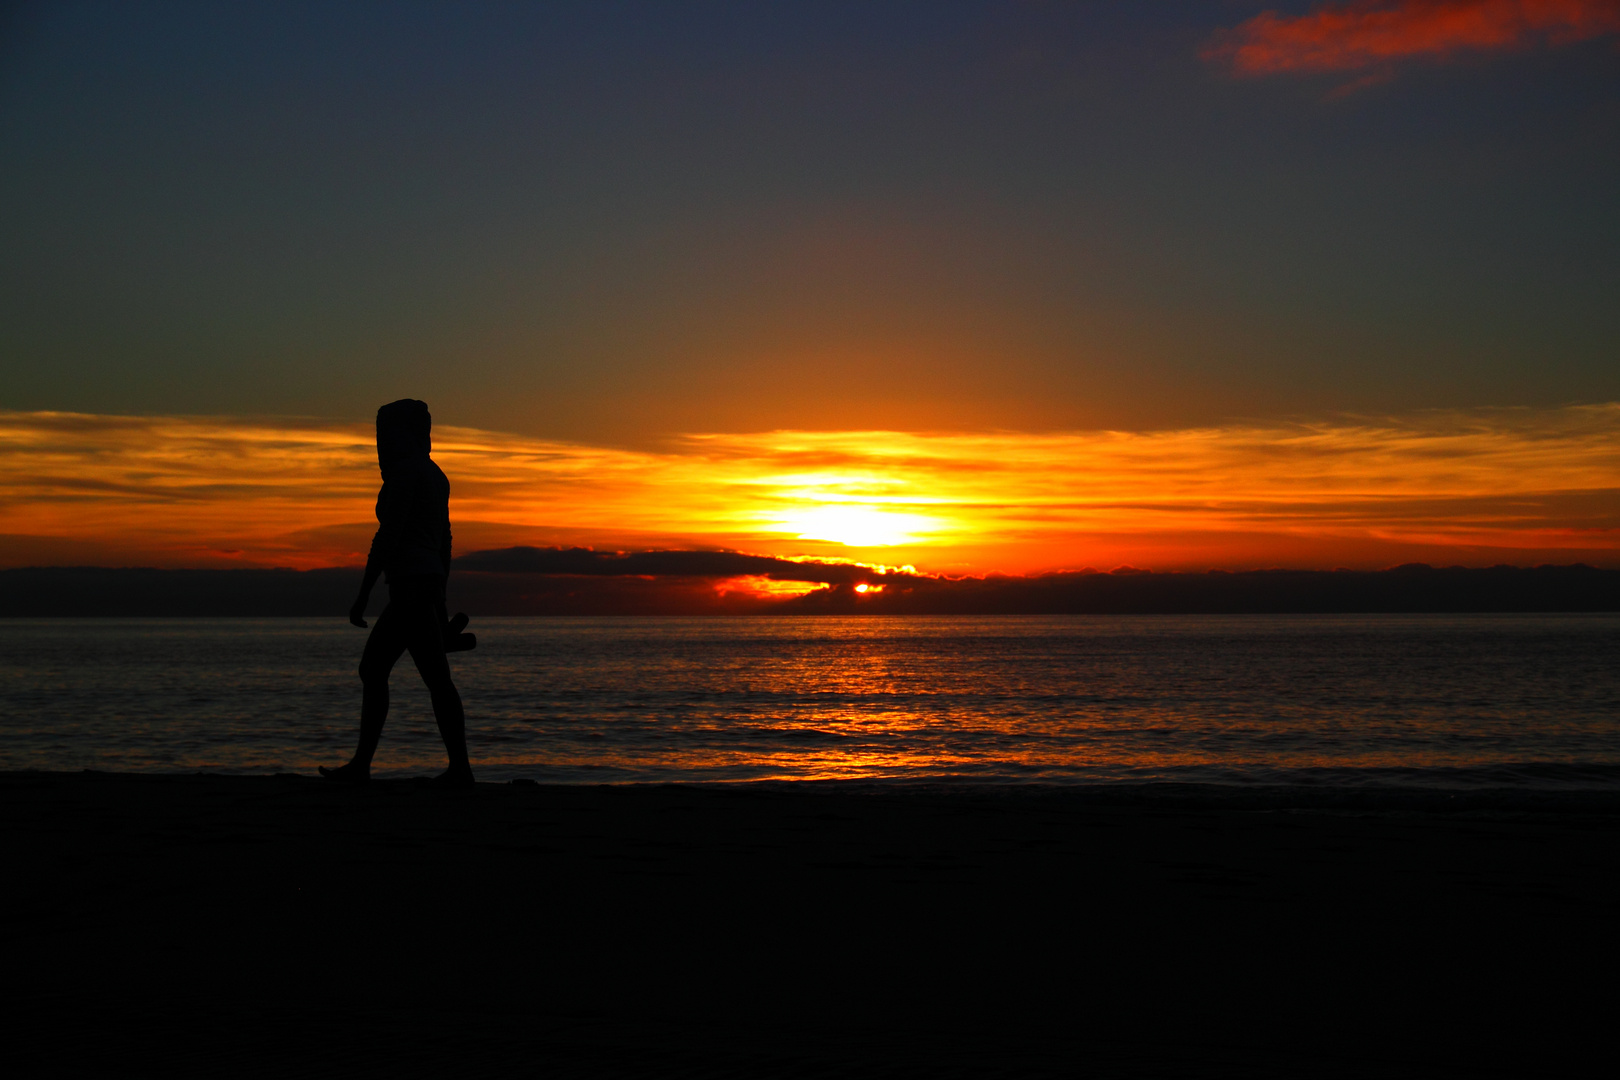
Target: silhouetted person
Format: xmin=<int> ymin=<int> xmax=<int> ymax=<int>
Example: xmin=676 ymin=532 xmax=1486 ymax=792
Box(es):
xmin=320 ymin=399 xmax=473 ymax=785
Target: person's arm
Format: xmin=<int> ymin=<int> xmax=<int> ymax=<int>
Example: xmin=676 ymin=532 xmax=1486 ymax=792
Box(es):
xmin=351 ymin=539 xmax=384 ymax=628
xmin=437 ymin=468 xmax=452 ymax=604
xmin=354 ymin=481 xmax=400 ymax=628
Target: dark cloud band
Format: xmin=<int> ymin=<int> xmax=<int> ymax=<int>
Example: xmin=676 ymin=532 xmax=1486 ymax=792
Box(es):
xmin=4 ymin=562 xmax=1615 ymax=616
xmin=453 ymin=546 xmax=896 ymax=585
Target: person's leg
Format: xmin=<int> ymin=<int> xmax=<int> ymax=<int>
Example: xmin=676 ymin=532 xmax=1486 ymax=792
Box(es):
xmin=321 ymin=608 xmax=406 ymax=781
xmin=399 ymin=585 xmax=471 ymax=782
xmin=409 ymin=643 xmax=471 ymax=782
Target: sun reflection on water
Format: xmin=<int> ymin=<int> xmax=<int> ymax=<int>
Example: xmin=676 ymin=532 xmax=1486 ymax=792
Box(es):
xmin=447 ymin=615 xmax=1620 ymax=785
xmin=4 ymin=615 xmax=1617 ymax=786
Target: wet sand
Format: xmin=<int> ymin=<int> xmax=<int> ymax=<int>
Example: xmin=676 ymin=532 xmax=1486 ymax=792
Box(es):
xmin=4 ymin=772 xmax=1616 ymax=1077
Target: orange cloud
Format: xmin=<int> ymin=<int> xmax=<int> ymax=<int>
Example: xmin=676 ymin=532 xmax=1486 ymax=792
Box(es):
xmin=1205 ymin=0 xmax=1620 ymax=78
xmin=1 ymin=406 xmax=1617 ymax=573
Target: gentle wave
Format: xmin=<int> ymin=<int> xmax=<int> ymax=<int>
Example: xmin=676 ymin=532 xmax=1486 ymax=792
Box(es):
xmin=3 ymin=614 xmax=1618 ymax=788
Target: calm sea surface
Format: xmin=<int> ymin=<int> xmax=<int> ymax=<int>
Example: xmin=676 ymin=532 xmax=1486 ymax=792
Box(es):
xmin=2 ymin=615 xmax=1618 ymax=787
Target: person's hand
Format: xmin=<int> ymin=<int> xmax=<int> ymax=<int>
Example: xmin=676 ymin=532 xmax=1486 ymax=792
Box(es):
xmin=349 ymin=599 xmax=369 ymax=628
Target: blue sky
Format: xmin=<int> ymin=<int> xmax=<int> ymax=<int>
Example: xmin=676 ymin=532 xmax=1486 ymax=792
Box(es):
xmin=2 ymin=0 xmax=1617 ymax=445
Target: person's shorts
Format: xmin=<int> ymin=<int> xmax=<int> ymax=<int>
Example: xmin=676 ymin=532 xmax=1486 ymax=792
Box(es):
xmin=368 ymin=575 xmax=447 ymax=662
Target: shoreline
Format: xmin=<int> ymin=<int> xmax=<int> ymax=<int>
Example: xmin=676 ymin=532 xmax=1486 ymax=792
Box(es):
xmin=25 ymin=767 xmax=1620 ymax=809
xmin=7 ymin=771 xmax=1618 ymax=1076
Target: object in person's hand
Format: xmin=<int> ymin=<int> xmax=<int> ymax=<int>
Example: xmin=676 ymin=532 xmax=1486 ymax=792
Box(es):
xmin=445 ymin=611 xmax=476 ymax=652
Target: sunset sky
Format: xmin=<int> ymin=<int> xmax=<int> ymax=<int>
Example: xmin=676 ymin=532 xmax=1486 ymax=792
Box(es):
xmin=2 ymin=1 xmax=1617 ymax=578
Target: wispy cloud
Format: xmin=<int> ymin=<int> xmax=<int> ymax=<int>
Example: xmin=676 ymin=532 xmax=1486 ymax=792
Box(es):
xmin=1204 ymin=0 xmax=1620 ymax=85
xmin=453 ymin=547 xmax=887 ymax=584
xmin=1 ymin=406 xmax=1617 ymax=571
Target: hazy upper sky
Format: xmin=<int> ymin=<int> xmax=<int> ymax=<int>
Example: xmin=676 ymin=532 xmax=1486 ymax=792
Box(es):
xmin=4 ymin=0 xmax=1617 ymax=445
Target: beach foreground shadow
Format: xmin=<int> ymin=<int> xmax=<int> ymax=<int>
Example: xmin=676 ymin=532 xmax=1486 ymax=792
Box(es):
xmin=3 ymin=773 xmax=1616 ymax=1077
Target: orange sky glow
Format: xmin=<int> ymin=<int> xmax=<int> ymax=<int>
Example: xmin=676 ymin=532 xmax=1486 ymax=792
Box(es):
xmin=2 ymin=406 xmax=1616 ymax=576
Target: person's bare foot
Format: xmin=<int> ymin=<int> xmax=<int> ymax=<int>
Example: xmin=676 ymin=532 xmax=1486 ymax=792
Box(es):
xmin=433 ymin=766 xmax=475 ymax=787
xmin=318 ymin=762 xmax=370 ymax=783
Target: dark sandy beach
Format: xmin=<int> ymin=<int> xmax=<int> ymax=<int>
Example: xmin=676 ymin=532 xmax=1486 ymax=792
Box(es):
xmin=5 ymin=773 xmax=1616 ymax=1077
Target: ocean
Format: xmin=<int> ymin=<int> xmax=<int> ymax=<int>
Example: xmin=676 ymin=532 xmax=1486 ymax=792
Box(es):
xmin=3 ymin=614 xmax=1618 ymax=787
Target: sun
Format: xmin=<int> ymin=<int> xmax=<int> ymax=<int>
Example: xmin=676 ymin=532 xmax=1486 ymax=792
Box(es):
xmin=772 ymin=505 xmax=937 ymax=547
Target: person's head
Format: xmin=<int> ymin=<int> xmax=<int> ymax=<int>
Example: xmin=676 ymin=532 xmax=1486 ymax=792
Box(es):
xmin=376 ymin=399 xmax=431 ymax=471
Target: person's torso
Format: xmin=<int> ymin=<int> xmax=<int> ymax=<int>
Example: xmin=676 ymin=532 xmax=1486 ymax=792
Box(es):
xmin=376 ymin=457 xmax=450 ymax=580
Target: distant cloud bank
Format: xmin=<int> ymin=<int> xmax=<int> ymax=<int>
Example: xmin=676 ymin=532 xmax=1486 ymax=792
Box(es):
xmin=454 ymin=546 xmax=885 ymax=584
xmin=1205 ymin=0 xmax=1620 ymax=82
xmin=4 ymin=563 xmax=1616 ymax=617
